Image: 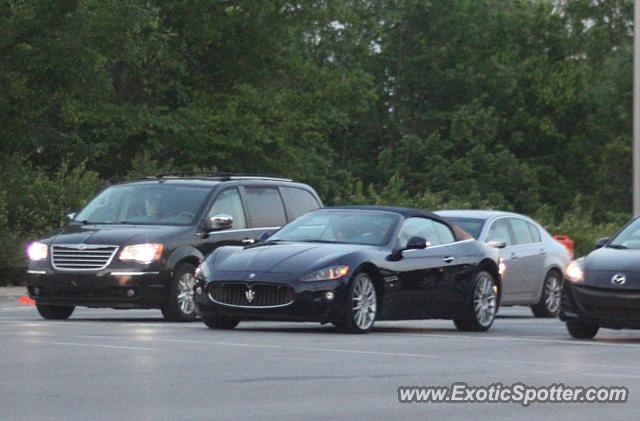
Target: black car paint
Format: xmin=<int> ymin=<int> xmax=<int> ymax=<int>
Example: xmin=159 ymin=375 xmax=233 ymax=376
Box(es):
xmin=195 ymin=207 xmax=501 ymax=324
xmin=560 ymin=219 xmax=640 ymax=329
xmin=26 ymin=178 xmax=322 ymax=309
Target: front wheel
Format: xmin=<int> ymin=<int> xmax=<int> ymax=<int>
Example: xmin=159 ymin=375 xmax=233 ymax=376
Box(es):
xmin=36 ymin=303 xmax=75 ymax=320
xmin=531 ymin=270 xmax=562 ymax=318
xmin=566 ymin=321 xmax=599 ymax=339
xmin=337 ymin=272 xmax=377 ymax=334
xmin=454 ymin=270 xmax=498 ymax=332
xmin=161 ymin=263 xmax=198 ymax=322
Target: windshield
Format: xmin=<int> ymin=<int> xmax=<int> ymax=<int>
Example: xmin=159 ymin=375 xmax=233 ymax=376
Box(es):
xmin=445 ymin=217 xmax=485 ymax=239
xmin=269 ymin=210 xmax=400 ymax=246
xmin=74 ymin=184 xmax=212 ymax=226
xmin=608 ymin=218 xmax=640 ymax=249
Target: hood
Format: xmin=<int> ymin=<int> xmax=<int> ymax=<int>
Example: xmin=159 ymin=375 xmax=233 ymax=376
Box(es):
xmin=51 ymin=224 xmax=188 ymax=246
xmin=214 ymin=242 xmax=368 ymax=274
xmin=582 ymin=247 xmax=640 ymax=290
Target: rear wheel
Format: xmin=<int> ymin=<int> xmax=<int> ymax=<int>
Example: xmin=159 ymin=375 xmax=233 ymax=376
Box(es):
xmin=337 ymin=272 xmax=377 ymax=334
xmin=566 ymin=321 xmax=599 ymax=339
xmin=161 ymin=263 xmax=198 ymax=322
xmin=531 ymin=270 xmax=562 ymax=318
xmin=454 ymin=270 xmax=498 ymax=332
xmin=202 ymin=316 xmax=240 ymax=330
xmin=36 ymin=303 xmax=74 ymax=320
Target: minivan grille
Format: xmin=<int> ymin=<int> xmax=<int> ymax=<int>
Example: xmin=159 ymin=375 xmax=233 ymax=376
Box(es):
xmin=208 ymin=283 xmax=294 ymax=308
xmin=51 ymin=244 xmax=119 ymax=271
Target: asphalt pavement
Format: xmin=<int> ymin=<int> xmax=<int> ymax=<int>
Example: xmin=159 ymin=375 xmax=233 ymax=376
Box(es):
xmin=1 ymin=297 xmax=639 ymax=420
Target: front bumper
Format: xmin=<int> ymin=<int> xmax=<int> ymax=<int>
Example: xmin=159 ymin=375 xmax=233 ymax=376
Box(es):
xmin=195 ymin=277 xmax=350 ymax=323
xmin=560 ymin=280 xmax=640 ymax=329
xmin=26 ymin=269 xmax=169 ymax=309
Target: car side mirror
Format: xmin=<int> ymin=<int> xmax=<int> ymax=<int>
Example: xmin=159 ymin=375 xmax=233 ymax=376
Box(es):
xmin=486 ymin=240 xmax=506 ymax=249
xmin=66 ymin=212 xmax=77 ymax=221
xmin=594 ymin=237 xmax=609 ymax=249
xmin=405 ymin=236 xmax=428 ymax=251
xmin=255 ymin=231 xmax=271 ymax=243
xmin=207 ymin=214 xmax=233 ymax=231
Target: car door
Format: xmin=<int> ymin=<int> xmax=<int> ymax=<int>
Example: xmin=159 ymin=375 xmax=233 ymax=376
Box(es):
xmin=197 ymin=187 xmax=255 ymax=257
xmin=484 ymin=217 xmax=523 ymax=303
xmin=381 ymin=217 xmax=459 ymax=320
xmin=510 ymin=218 xmax=546 ymax=299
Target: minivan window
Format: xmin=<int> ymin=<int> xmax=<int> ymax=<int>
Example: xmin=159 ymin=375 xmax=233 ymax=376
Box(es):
xmin=75 ymin=184 xmax=211 ymax=225
xmin=280 ymin=187 xmax=320 ymax=219
xmin=208 ymin=188 xmax=246 ymax=229
xmin=511 ymin=218 xmax=534 ymax=245
xmin=244 ymin=187 xmax=287 ymax=227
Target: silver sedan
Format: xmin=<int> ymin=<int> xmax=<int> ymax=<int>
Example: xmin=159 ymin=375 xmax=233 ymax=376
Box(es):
xmin=436 ymin=210 xmax=570 ymax=317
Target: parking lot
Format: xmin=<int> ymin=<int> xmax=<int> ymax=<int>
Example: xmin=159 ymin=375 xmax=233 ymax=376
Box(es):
xmin=1 ymin=300 xmax=638 ymax=420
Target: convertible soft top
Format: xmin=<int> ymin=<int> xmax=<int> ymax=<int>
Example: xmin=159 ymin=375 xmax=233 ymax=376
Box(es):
xmin=325 ymin=206 xmax=473 ymax=241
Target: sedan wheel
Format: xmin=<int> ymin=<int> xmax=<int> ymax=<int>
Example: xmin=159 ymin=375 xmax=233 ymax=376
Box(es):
xmin=531 ymin=271 xmax=562 ymax=318
xmin=454 ymin=271 xmax=497 ymax=332
xmin=338 ymin=273 xmax=377 ymax=333
xmin=161 ymin=263 xmax=198 ymax=322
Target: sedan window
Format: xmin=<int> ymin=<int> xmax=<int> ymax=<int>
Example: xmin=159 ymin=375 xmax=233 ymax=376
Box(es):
xmin=511 ymin=218 xmax=535 ymax=245
xmin=487 ymin=219 xmax=512 ymax=246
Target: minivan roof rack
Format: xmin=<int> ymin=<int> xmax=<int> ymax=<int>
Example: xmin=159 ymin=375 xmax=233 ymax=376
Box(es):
xmin=149 ymin=171 xmax=293 ymax=182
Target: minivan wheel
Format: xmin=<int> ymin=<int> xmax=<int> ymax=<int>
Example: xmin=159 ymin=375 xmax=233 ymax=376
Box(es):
xmin=454 ymin=270 xmax=497 ymax=332
xmin=202 ymin=316 xmax=240 ymax=330
xmin=531 ymin=270 xmax=562 ymax=318
xmin=566 ymin=321 xmax=599 ymax=339
xmin=337 ymin=272 xmax=377 ymax=334
xmin=36 ymin=303 xmax=75 ymax=320
xmin=161 ymin=263 xmax=198 ymax=322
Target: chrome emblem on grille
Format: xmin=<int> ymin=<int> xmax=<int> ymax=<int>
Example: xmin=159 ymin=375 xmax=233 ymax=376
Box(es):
xmin=77 ymin=244 xmax=87 ymax=250
xmin=245 ymin=288 xmax=255 ymax=303
xmin=248 ymin=273 xmax=256 ymax=279
xmin=611 ymin=273 xmax=626 ymax=285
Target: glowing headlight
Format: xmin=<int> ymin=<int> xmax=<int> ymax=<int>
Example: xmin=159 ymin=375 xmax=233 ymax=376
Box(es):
xmin=498 ymin=257 xmax=507 ymax=276
xmin=120 ymin=244 xmax=164 ymax=263
xmin=301 ymin=265 xmax=349 ymax=282
xmin=27 ymin=242 xmax=48 ymax=261
xmin=565 ymin=259 xmax=584 ymax=283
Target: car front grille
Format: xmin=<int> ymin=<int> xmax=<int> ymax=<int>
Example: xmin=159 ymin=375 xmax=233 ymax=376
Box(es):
xmin=208 ymin=283 xmax=294 ymax=308
xmin=51 ymin=244 xmax=119 ymax=271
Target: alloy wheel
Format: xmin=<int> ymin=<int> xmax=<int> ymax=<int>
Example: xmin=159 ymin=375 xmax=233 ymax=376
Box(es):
xmin=177 ymin=271 xmax=196 ymax=315
xmin=473 ymin=274 xmax=497 ymax=327
xmin=352 ymin=275 xmax=377 ymax=330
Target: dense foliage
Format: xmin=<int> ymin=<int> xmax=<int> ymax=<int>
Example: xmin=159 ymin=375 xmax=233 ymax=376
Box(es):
xmin=0 ymin=0 xmax=634 ymax=283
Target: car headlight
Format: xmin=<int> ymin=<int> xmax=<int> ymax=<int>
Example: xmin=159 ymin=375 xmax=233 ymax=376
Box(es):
xmin=120 ymin=243 xmax=164 ymax=263
xmin=301 ymin=265 xmax=349 ymax=282
xmin=565 ymin=259 xmax=584 ymax=283
xmin=27 ymin=242 xmax=48 ymax=261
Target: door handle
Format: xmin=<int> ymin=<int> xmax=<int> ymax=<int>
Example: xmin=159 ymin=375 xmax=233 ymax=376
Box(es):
xmin=443 ymin=256 xmax=455 ymax=264
xmin=242 ymin=238 xmax=255 ymax=245
xmin=540 ymin=249 xmax=546 ymax=255
xmin=510 ymin=253 xmax=519 ymax=260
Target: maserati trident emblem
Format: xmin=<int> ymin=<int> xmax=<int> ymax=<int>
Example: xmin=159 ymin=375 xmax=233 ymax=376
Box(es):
xmin=245 ymin=288 xmax=255 ymax=303
xmin=77 ymin=244 xmax=87 ymax=250
xmin=611 ymin=273 xmax=626 ymax=285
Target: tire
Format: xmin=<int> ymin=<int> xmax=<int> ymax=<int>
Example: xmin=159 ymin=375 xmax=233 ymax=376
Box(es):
xmin=161 ymin=263 xmax=198 ymax=322
xmin=531 ymin=270 xmax=562 ymax=318
xmin=36 ymin=303 xmax=75 ymax=320
xmin=566 ymin=321 xmax=599 ymax=339
xmin=337 ymin=272 xmax=377 ymax=334
xmin=202 ymin=316 xmax=240 ymax=330
xmin=454 ymin=270 xmax=498 ymax=332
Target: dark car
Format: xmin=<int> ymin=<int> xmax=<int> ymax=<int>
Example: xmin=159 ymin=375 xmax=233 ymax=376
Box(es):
xmin=194 ymin=206 xmax=502 ymax=333
xmin=561 ymin=217 xmax=640 ymax=339
xmin=25 ymin=173 xmax=322 ymax=322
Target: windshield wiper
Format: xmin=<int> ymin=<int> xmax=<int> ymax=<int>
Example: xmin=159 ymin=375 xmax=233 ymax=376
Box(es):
xmin=608 ymin=244 xmax=628 ymax=249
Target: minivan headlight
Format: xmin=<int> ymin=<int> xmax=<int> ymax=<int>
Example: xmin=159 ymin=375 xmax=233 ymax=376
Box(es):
xmin=120 ymin=244 xmax=164 ymax=263
xmin=27 ymin=242 xmax=48 ymax=261
xmin=301 ymin=265 xmax=349 ymax=282
xmin=565 ymin=259 xmax=584 ymax=283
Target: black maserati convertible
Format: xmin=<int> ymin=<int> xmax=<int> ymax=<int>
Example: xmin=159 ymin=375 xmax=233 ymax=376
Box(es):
xmin=194 ymin=206 xmax=502 ymax=333
xmin=561 ymin=217 xmax=640 ymax=339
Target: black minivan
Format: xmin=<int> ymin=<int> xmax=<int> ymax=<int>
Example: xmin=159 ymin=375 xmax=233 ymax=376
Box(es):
xmin=25 ymin=173 xmax=322 ymax=321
